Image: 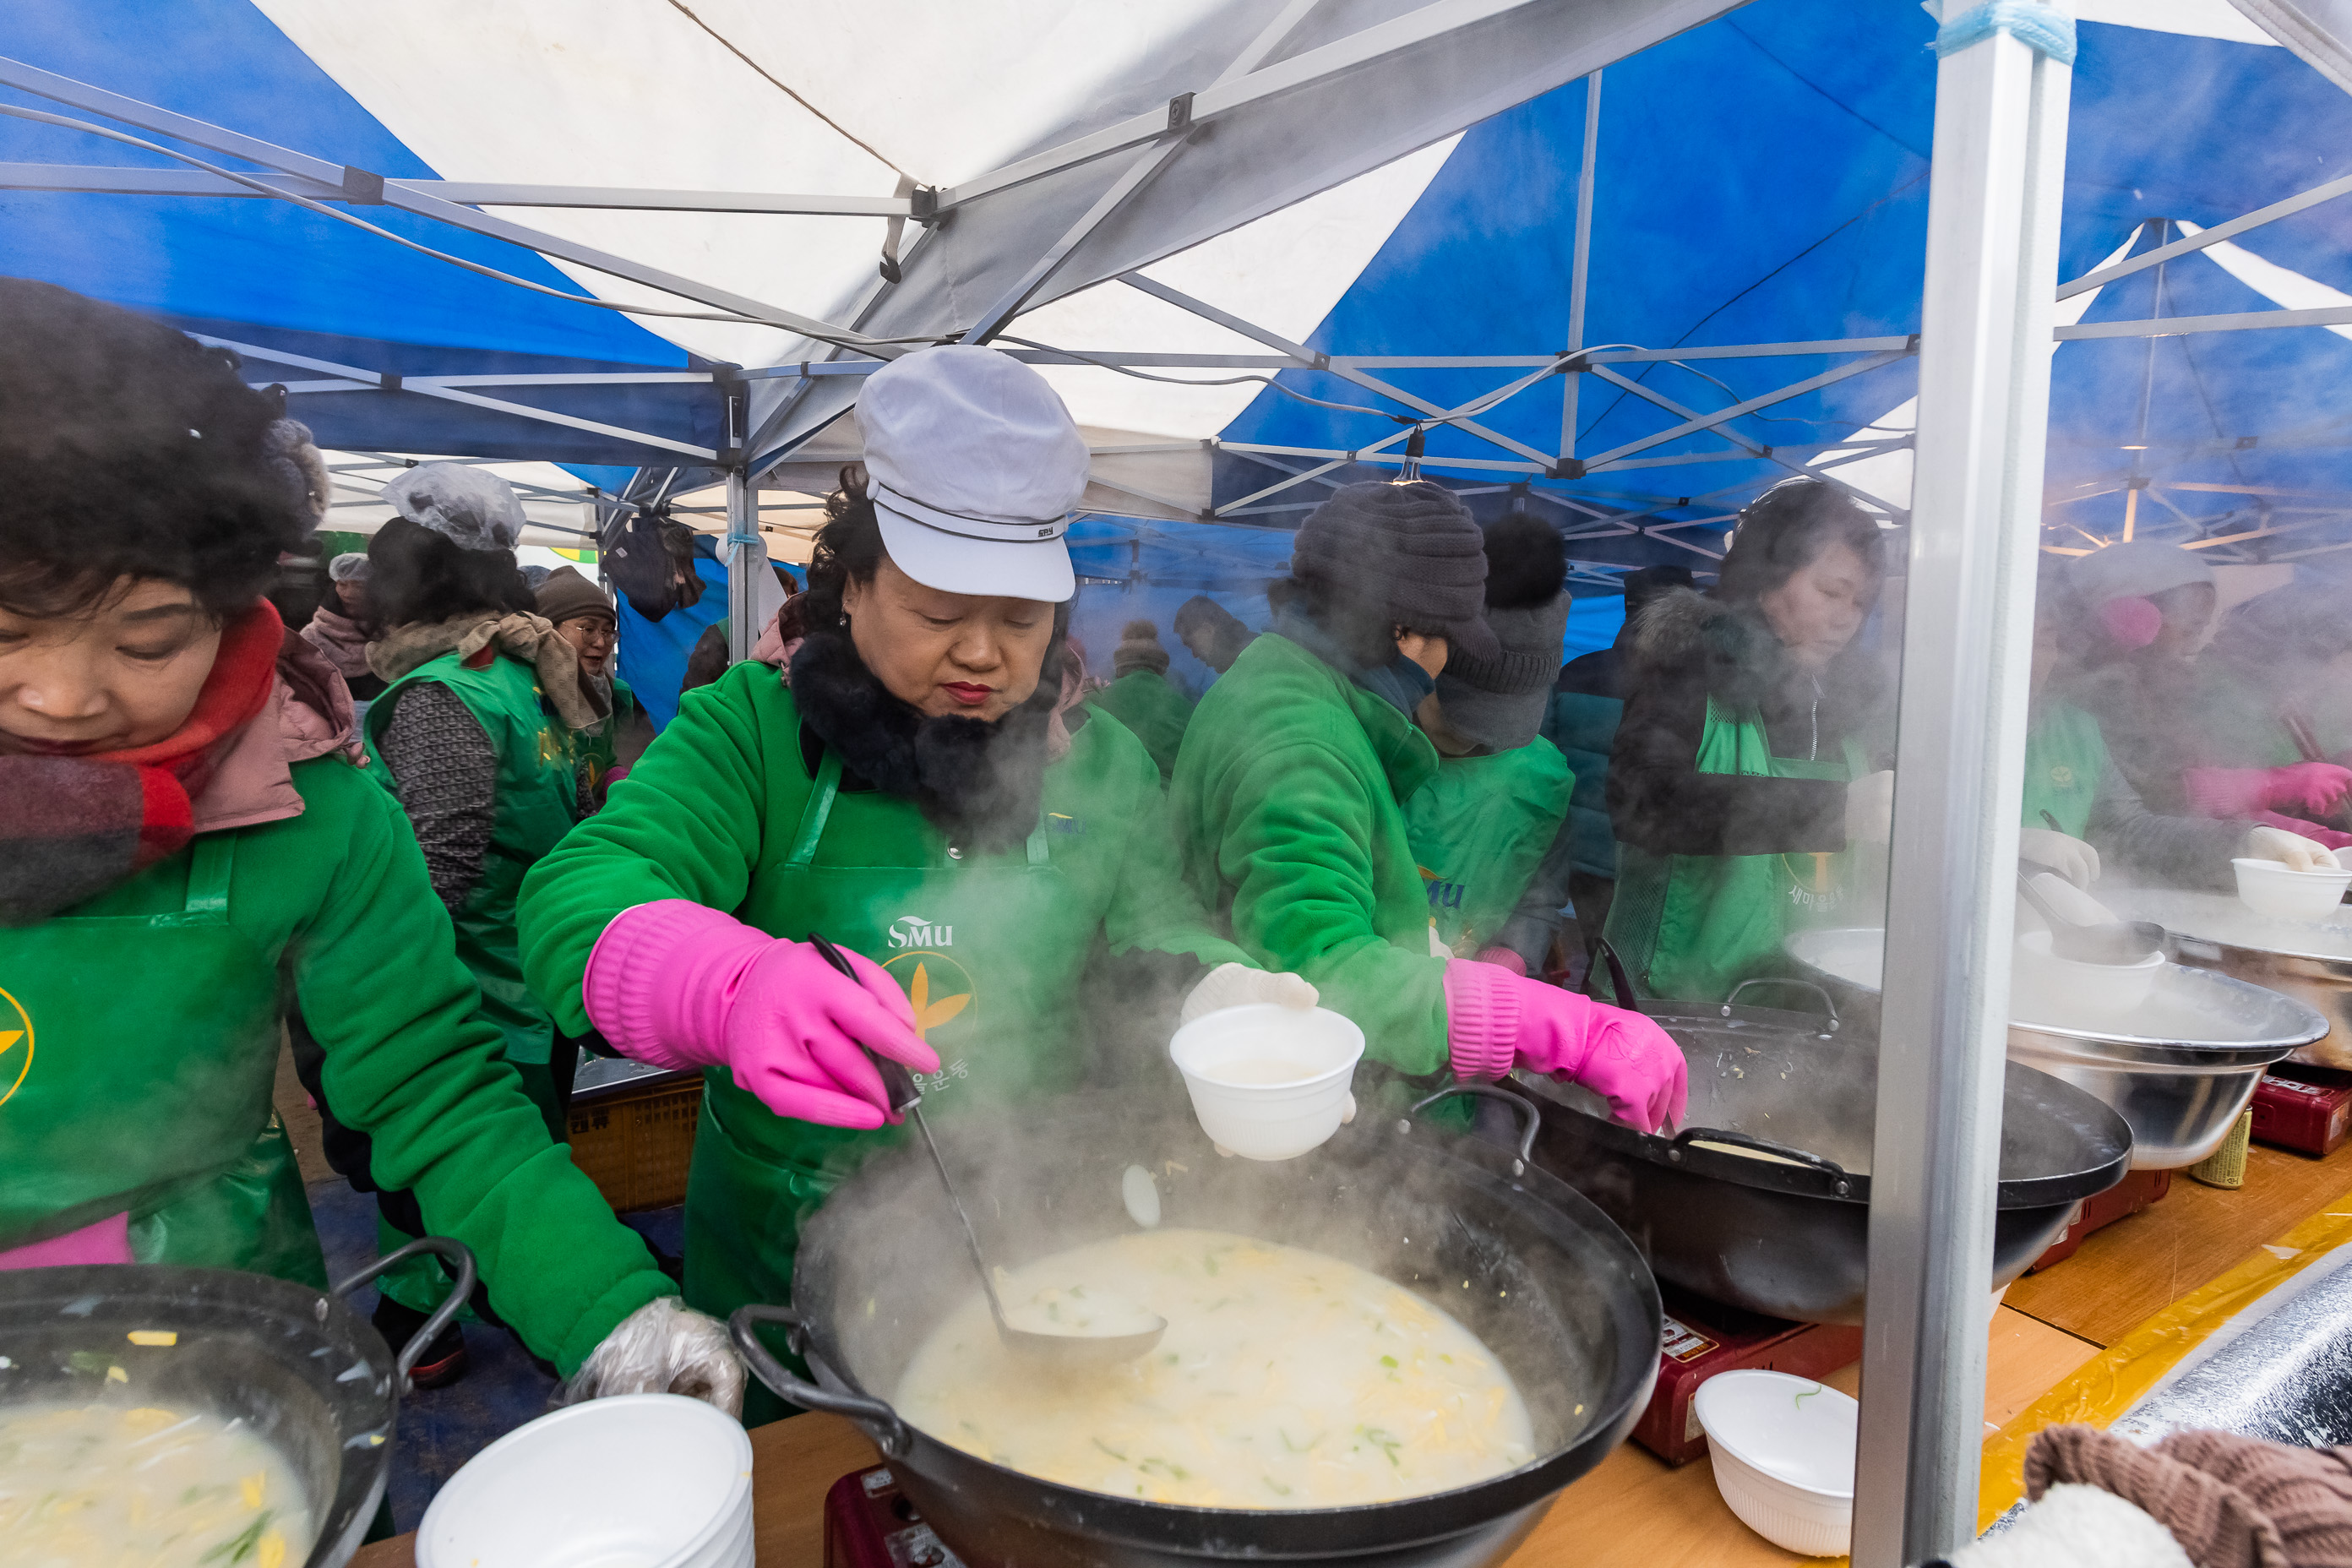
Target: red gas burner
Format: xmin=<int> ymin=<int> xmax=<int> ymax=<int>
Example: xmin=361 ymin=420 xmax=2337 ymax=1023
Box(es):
xmin=825 ymin=1463 xmax=967 ymax=1568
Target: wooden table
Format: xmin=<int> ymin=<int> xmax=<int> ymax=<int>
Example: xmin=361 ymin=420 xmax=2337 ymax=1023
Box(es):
xmin=353 ymin=1138 xmax=2352 ymax=1568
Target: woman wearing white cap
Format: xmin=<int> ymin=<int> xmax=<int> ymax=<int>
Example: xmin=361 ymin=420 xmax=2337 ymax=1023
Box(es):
xmin=517 ymin=347 xmax=1309 ymax=1417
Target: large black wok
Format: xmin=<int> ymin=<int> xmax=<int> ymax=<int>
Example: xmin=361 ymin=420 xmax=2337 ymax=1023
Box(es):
xmin=731 ymin=1088 xmax=1661 ymax=1568
xmin=1522 ymin=951 xmax=2133 ymax=1325
xmin=0 ymin=1239 xmax=473 ymax=1568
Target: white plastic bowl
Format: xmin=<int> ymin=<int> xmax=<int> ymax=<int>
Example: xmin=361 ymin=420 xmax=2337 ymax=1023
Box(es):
xmin=1693 ymin=1370 xmax=1856 ymax=1557
xmin=2009 ymin=928 xmax=2166 ymax=1021
xmin=417 ymin=1394 xmax=754 ymax=1568
xmin=2235 ymin=856 xmax=2352 ymax=923
xmin=1168 ymin=1003 xmax=1364 ymax=1161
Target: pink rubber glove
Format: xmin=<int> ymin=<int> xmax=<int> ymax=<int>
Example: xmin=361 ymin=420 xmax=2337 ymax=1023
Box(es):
xmin=1444 ymin=961 xmax=1688 ymax=1134
xmin=2185 ymin=764 xmax=2352 ymax=819
xmin=584 ymin=901 xmax=936 ymax=1130
xmin=1473 ymin=945 xmax=1527 ymax=977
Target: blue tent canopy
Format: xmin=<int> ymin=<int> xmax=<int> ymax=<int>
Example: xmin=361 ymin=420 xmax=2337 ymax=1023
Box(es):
xmin=4 ymin=0 xmax=2348 ymax=585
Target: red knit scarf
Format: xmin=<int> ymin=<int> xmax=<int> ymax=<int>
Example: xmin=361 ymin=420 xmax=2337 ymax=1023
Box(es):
xmin=0 ymin=602 xmax=282 ymax=924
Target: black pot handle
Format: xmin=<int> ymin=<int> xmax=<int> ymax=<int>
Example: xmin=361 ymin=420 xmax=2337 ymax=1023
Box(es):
xmin=331 ymin=1236 xmax=478 ymax=1397
xmin=1722 ymin=976 xmax=1841 ymax=1033
xmin=728 ymin=1303 xmax=912 ymax=1456
xmin=1399 ymin=1081 xmax=1539 ymax=1177
xmin=1668 ymin=1126 xmax=1852 ymax=1195
xmin=1591 ymin=937 xmax=1640 ymax=1012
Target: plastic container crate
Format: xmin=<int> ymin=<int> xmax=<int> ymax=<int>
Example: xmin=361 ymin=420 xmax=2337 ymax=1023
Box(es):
xmin=566 ymin=1062 xmax=703 ymax=1213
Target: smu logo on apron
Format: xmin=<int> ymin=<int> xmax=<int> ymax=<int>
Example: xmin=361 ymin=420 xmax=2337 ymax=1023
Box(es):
xmin=881 ymin=921 xmax=975 ymax=1095
xmin=0 ymin=986 xmax=30 ymax=1112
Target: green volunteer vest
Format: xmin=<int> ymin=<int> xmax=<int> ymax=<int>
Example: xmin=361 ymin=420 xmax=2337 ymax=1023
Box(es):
xmin=2022 ymin=700 xmax=2107 ymax=840
xmin=1086 ymin=670 xmax=1195 ymax=780
xmin=0 ymin=836 xmax=324 ymax=1283
xmin=366 ymin=650 xmax=585 ymax=1065
xmin=1603 ymin=699 xmax=1865 ymax=1003
xmin=682 ymin=721 xmax=1117 ymax=1363
xmin=1401 ymin=741 xmax=1575 ymax=956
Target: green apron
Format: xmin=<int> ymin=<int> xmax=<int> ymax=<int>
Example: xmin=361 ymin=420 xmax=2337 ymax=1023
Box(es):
xmin=2022 ymin=700 xmax=2107 ymax=840
xmin=1604 ymin=700 xmax=1865 ymax=1003
xmin=0 ymin=836 xmax=324 ymax=1284
xmin=367 ymin=651 xmax=585 ymax=1070
xmin=367 ymin=651 xmax=586 ymax=1311
xmin=683 ymin=746 xmax=1099 ymax=1414
xmin=1401 ymin=743 xmax=1574 ymax=956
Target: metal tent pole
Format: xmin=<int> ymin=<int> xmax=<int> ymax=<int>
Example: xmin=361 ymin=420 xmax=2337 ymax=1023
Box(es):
xmin=1561 ymin=68 xmax=1601 ymax=465
xmin=725 ymin=466 xmax=759 ymax=665
xmin=1852 ymin=5 xmax=2073 ymax=1565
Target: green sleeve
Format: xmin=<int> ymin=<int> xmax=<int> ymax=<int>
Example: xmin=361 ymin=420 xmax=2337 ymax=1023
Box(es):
xmin=1088 ymin=714 xmax=1253 ymax=972
xmin=1215 ymin=739 xmax=1448 ymax=1074
xmin=520 ymin=662 xmax=775 ymax=1038
xmin=287 ymin=767 xmax=672 ymax=1375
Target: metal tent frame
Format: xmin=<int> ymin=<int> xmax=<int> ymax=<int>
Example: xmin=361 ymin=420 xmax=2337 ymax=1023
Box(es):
xmin=5 ymin=3 xmax=2351 ymax=1560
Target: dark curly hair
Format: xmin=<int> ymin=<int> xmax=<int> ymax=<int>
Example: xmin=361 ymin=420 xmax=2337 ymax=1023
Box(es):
xmin=365 ymin=517 xmax=535 ymax=630
xmin=0 ymin=277 xmax=311 ymax=618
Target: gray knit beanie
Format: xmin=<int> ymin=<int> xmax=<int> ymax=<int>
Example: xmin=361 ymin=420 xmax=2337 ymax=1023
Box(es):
xmin=1290 ymin=481 xmax=1499 ymax=660
xmin=1113 ymin=619 xmax=1169 ymax=678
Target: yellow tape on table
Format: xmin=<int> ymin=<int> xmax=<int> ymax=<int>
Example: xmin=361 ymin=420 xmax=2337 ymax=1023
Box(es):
xmin=1977 ymin=1200 xmax=2352 ymax=1533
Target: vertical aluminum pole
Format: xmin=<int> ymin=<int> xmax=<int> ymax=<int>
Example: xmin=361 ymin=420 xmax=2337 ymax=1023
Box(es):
xmin=1560 ymin=69 xmax=1602 ymax=463
xmin=725 ymin=465 xmax=758 ymax=666
xmin=1852 ymin=7 xmax=2072 ymax=1565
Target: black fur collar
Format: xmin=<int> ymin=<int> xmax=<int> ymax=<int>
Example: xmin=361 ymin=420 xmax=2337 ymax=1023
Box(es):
xmin=787 ymin=629 xmax=1057 ymax=853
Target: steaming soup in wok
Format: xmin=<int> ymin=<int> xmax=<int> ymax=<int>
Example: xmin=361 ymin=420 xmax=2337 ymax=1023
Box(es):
xmin=0 ymin=1401 xmax=313 ymax=1568
xmin=895 ymin=1228 xmax=1536 ymax=1508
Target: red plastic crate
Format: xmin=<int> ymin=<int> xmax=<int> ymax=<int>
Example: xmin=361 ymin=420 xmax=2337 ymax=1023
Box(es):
xmin=2025 ymin=1167 xmax=2171 ymax=1272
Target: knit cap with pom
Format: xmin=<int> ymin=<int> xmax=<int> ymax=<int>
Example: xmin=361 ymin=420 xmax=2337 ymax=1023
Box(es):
xmin=1435 ymin=511 xmax=1571 ymax=750
xmin=1113 ymin=618 xmax=1170 ymax=678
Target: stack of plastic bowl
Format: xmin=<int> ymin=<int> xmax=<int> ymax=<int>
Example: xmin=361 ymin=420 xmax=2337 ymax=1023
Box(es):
xmin=1168 ymin=1003 xmax=1364 ymax=1160
xmin=1693 ymin=1370 xmax=1858 ymax=1557
xmin=417 ymin=1394 xmax=754 ymax=1568
xmin=2234 ymin=857 xmax=2352 ymax=923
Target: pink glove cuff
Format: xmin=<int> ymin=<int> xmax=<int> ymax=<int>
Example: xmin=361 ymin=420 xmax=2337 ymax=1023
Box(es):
xmin=2251 ymin=811 xmax=2352 ymax=850
xmin=2182 ymin=767 xmax=2272 ymax=819
xmin=584 ymin=900 xmax=771 ymax=1071
xmin=1442 ymin=959 xmax=1524 ymax=1081
xmin=1473 ymin=945 xmax=1528 ymax=977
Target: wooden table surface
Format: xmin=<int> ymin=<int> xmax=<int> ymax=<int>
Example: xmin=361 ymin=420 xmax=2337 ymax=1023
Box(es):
xmin=352 ymin=1137 xmax=2352 ymax=1568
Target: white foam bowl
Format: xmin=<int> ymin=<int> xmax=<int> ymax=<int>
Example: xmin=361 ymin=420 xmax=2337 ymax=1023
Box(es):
xmin=417 ymin=1394 xmax=753 ymax=1568
xmin=1694 ymin=1370 xmax=1856 ymax=1557
xmin=2010 ymin=928 xmax=2166 ymax=1021
xmin=1168 ymin=1003 xmax=1364 ymax=1161
xmin=2235 ymin=857 xmax=2352 ymax=923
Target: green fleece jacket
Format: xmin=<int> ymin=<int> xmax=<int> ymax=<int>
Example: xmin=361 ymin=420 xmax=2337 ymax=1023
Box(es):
xmin=30 ymin=756 xmax=671 ymax=1374
xmin=1086 ymin=669 xmax=1195 ymax=781
xmin=1170 ymin=632 xmax=1449 ymax=1073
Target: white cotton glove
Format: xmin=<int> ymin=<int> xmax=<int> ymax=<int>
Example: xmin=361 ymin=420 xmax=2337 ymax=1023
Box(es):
xmin=2017 ymin=827 xmax=2101 ymax=888
xmin=1179 ymin=962 xmax=1320 ymax=1026
xmin=1845 ymin=769 xmax=1897 ymax=844
xmin=554 ymin=1297 xmax=745 ymax=1417
xmin=1946 ymin=1484 xmax=2191 ymax=1568
xmin=2246 ymin=823 xmax=2342 ymax=873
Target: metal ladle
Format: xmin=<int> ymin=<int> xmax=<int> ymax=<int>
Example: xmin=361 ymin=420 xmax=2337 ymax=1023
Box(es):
xmin=807 ymin=934 xmax=1167 ymax=1369
xmin=2016 ymin=866 xmax=2165 ymax=966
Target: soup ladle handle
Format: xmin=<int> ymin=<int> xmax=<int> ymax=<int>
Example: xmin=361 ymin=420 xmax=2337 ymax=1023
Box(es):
xmin=728 ymin=1303 xmax=914 ymax=1456
xmin=1401 ymin=1080 xmax=1540 ymax=1176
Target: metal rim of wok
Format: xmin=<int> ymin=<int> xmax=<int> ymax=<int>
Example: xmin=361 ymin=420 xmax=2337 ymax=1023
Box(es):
xmin=732 ymin=1088 xmax=1663 ymax=1562
xmin=0 ymin=1239 xmax=472 ymax=1568
xmin=1786 ymin=925 xmax=2327 ymax=1070
xmin=1554 ymin=942 xmax=2136 ymax=1210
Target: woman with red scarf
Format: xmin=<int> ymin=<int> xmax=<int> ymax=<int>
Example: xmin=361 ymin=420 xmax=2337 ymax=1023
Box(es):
xmin=0 ymin=279 xmax=740 ymax=1414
